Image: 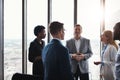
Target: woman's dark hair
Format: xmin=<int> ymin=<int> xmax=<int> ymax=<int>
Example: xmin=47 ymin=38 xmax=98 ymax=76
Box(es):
xmin=34 ymin=25 xmax=45 ymax=36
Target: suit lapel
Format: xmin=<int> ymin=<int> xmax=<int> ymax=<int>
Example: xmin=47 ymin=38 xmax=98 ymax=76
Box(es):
xmin=79 ymin=37 xmax=83 ymax=52
xmin=72 ymin=39 xmax=77 ymax=53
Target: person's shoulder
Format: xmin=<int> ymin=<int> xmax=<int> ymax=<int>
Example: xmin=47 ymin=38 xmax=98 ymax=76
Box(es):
xmin=108 ymin=44 xmax=114 ymax=47
xmin=44 ymin=42 xmax=51 ymax=47
xmin=81 ymin=37 xmax=90 ymax=41
xmin=107 ymin=44 xmax=118 ymax=52
xmin=29 ymin=39 xmax=36 ymax=45
xmin=43 ymin=43 xmax=51 ymax=50
xmin=108 ymin=44 xmax=116 ymax=49
xmin=66 ymin=38 xmax=74 ymax=42
xmin=59 ymin=45 xmax=68 ymax=52
xmin=30 ymin=38 xmax=37 ymax=43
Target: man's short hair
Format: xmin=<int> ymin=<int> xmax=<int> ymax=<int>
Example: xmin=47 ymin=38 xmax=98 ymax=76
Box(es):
xmin=34 ymin=25 xmax=45 ymax=36
xmin=49 ymin=21 xmax=64 ymax=35
xmin=75 ymin=24 xmax=82 ymax=28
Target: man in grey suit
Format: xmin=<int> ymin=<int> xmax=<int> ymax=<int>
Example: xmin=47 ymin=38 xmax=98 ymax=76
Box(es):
xmin=113 ymin=22 xmax=120 ymax=80
xmin=66 ymin=24 xmax=93 ymax=80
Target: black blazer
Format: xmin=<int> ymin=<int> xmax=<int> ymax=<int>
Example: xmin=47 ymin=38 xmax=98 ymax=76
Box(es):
xmin=29 ymin=38 xmax=45 ymax=62
xmin=28 ymin=38 xmax=44 ymax=79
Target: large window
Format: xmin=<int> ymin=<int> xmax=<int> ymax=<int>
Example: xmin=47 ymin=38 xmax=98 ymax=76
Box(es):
xmin=27 ymin=0 xmax=47 ymax=74
xmin=78 ymin=0 xmax=101 ymax=80
xmin=4 ymin=0 xmax=22 ymax=80
xmin=2 ymin=0 xmax=120 ymax=80
xmin=52 ymin=0 xmax=74 ymax=45
xmin=105 ymin=0 xmax=120 ymax=30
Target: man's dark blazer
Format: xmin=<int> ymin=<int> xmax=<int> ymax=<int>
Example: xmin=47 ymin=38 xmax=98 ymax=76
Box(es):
xmin=42 ymin=39 xmax=74 ymax=80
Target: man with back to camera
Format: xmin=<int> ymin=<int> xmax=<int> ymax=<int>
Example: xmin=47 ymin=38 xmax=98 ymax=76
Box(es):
xmin=113 ymin=22 xmax=120 ymax=80
xmin=66 ymin=24 xmax=93 ymax=80
xmin=42 ymin=21 xmax=74 ymax=80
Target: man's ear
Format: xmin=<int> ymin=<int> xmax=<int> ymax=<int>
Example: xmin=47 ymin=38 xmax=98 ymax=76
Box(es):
xmin=80 ymin=29 xmax=82 ymax=34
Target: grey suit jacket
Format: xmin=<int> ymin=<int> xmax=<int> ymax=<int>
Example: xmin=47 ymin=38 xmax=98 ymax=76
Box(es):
xmin=66 ymin=37 xmax=93 ymax=74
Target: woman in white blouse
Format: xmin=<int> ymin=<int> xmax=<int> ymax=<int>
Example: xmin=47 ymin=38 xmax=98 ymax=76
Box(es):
xmin=94 ymin=30 xmax=118 ymax=80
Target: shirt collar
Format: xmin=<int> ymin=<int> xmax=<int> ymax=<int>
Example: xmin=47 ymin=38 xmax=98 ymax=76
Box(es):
xmin=53 ymin=38 xmax=60 ymax=41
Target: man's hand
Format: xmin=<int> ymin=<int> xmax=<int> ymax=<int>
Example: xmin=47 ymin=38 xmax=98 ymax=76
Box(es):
xmin=35 ymin=56 xmax=41 ymax=61
xmin=94 ymin=61 xmax=101 ymax=65
xmin=71 ymin=53 xmax=77 ymax=59
xmin=75 ymin=53 xmax=85 ymax=61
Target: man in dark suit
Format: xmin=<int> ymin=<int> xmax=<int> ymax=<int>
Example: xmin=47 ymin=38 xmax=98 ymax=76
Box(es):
xmin=42 ymin=21 xmax=74 ymax=80
xmin=66 ymin=24 xmax=93 ymax=80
